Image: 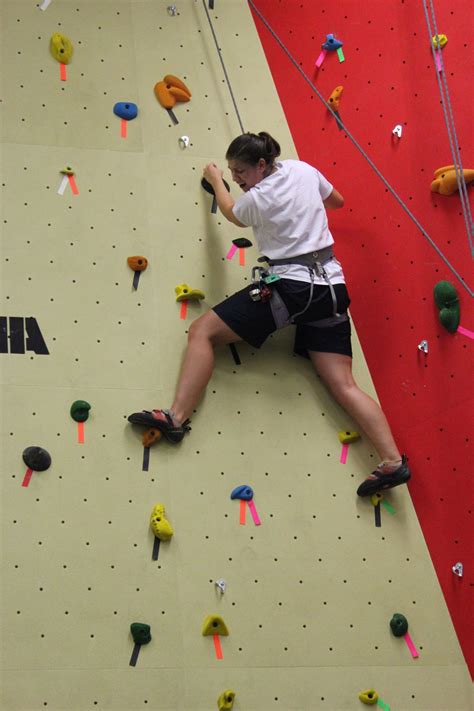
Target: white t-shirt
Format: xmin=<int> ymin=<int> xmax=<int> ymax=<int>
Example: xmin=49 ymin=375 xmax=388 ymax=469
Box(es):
xmin=232 ymin=159 xmax=345 ymax=285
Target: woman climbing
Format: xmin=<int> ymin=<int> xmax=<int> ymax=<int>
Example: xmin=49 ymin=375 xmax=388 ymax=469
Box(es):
xmin=128 ymin=131 xmax=410 ymax=496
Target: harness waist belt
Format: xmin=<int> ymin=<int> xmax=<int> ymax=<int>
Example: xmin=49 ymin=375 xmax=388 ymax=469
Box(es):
xmin=258 ymin=246 xmax=335 ymax=271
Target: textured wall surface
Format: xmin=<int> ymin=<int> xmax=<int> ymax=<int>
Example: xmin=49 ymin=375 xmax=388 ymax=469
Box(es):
xmin=1 ymin=1 xmax=472 ymax=710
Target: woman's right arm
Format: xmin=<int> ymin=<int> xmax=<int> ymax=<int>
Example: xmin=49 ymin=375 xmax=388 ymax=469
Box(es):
xmin=323 ymin=188 xmax=344 ymax=209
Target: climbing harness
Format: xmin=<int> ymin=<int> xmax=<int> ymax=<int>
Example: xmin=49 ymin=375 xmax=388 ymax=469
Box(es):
xmin=250 ymin=247 xmax=348 ymax=330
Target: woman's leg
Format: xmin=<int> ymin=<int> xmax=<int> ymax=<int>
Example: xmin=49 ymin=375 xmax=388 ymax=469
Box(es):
xmin=170 ymin=310 xmax=242 ymax=424
xmin=309 ymin=351 xmax=402 ymax=470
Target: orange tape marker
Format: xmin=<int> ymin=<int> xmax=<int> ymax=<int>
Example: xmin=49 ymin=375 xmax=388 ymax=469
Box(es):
xmin=213 ymin=634 xmax=223 ymax=660
xmin=60 ymin=63 xmax=67 ymax=81
xmin=121 ymin=119 xmax=127 ymax=138
xmin=22 ymin=468 xmax=34 ymax=488
xmin=180 ymin=301 xmax=188 ymax=320
xmin=68 ymin=174 xmax=79 ymax=195
xmin=77 ymin=421 xmax=85 ymax=444
xmin=239 ymin=248 xmax=245 ymax=266
xmin=239 ymin=499 xmax=246 ymax=525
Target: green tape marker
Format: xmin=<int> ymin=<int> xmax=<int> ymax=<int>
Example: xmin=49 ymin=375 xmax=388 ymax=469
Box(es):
xmin=337 ymin=47 xmax=345 ymax=62
xmin=377 ymin=698 xmax=390 ymax=711
xmin=381 ymin=501 xmax=396 ymax=515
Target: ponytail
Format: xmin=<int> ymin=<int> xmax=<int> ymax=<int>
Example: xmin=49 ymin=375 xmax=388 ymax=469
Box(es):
xmin=226 ymin=131 xmax=281 ymax=167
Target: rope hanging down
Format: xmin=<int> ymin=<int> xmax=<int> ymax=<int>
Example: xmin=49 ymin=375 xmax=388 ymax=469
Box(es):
xmin=246 ymin=0 xmax=473 ymax=298
xmin=422 ymin=0 xmax=474 ymax=257
xmin=201 ymin=0 xmax=245 ymax=134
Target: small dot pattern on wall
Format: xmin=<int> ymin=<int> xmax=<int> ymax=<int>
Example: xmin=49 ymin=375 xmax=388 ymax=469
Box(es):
xmin=1 ymin=2 xmax=472 ymax=711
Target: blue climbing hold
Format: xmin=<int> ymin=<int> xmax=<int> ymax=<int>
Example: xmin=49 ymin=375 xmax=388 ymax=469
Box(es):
xmin=231 ymin=485 xmax=254 ymax=501
xmin=322 ymin=34 xmax=343 ymax=51
xmin=113 ymin=102 xmax=138 ymax=120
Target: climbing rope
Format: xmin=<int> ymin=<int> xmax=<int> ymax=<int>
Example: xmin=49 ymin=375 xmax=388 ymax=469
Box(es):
xmin=201 ymin=0 xmax=246 ymax=134
xmin=422 ymin=0 xmax=474 ymax=257
xmin=245 ymin=0 xmax=473 ymax=298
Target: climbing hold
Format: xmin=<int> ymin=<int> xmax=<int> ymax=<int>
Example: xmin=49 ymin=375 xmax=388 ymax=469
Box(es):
xmin=215 ymin=579 xmax=227 ymax=594
xmin=392 ymin=125 xmax=403 ymax=138
xmin=178 ymin=135 xmax=190 ymax=149
xmin=60 ymin=166 xmax=74 ymax=176
xmin=217 ymin=690 xmax=236 ymax=710
xmin=390 ymin=613 xmax=408 ymax=637
xmin=167 ymin=5 xmax=178 ymax=16
xmin=370 ymin=492 xmax=383 ymax=506
xmin=452 ymin=562 xmax=463 ymax=577
xmin=322 ymin=34 xmax=343 ymax=51
xmin=338 ymin=430 xmax=360 ymax=444
xmin=50 ymin=33 xmax=73 ymax=63
xmin=430 ymin=165 xmax=474 ymax=195
xmin=175 ymin=284 xmax=205 ymax=302
xmin=70 ymin=400 xmax=91 ymax=423
xmin=432 ymin=33 xmax=448 ymax=49
xmin=417 ymin=339 xmax=429 ymax=353
xmin=232 ymin=237 xmax=252 ymax=248
xmin=433 ymin=281 xmax=460 ymax=333
xmin=150 ymin=503 xmax=174 ymax=541
xmin=328 ymin=86 xmax=344 ymax=112
xmin=127 ymin=256 xmax=148 ymax=272
xmin=130 ymin=622 xmax=152 ymax=645
xmin=142 ymin=428 xmax=162 ymax=448
xmin=230 ymin=485 xmax=254 ymax=501
xmin=202 ymin=615 xmax=229 ymax=636
xmin=154 ymin=75 xmax=191 ymax=109
xmin=113 ymin=102 xmax=138 ymax=121
xmin=358 ymin=689 xmax=378 ymax=705
xmin=22 ymin=446 xmax=51 ymax=471
xmin=201 ymin=177 xmax=231 ymax=195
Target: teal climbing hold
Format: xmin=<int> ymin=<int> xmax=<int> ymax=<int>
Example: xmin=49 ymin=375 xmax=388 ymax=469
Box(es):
xmin=70 ymin=400 xmax=91 ymax=422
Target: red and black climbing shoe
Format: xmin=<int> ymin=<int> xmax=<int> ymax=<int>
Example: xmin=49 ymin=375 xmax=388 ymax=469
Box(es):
xmin=356 ymin=455 xmax=411 ymax=497
xmin=127 ymin=409 xmax=191 ymax=444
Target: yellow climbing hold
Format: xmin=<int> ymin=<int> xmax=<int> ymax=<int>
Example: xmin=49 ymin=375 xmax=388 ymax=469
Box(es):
xmin=359 ymin=689 xmax=378 ymax=705
xmin=371 ymin=492 xmax=384 ymax=506
xmin=175 ymin=284 xmax=205 ymax=302
xmin=430 ymin=165 xmax=474 ymax=196
xmin=60 ymin=167 xmax=74 ymax=175
xmin=217 ymin=690 xmax=235 ymax=710
xmin=338 ymin=430 xmax=361 ymax=444
xmin=202 ymin=615 xmax=229 ymax=636
xmin=432 ymin=34 xmax=448 ymax=49
xmin=150 ymin=503 xmax=173 ymax=541
xmin=50 ymin=33 xmax=73 ymax=64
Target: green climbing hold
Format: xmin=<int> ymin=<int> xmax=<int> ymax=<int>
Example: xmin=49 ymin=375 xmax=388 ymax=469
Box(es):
xmin=130 ymin=623 xmax=151 ymax=645
xmin=390 ymin=613 xmax=408 ymax=637
xmin=70 ymin=400 xmax=91 ymax=422
xmin=433 ymin=281 xmax=460 ymax=333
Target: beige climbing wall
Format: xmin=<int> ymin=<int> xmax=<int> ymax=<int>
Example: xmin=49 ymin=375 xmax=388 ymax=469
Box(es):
xmin=0 ymin=1 xmax=471 ymax=710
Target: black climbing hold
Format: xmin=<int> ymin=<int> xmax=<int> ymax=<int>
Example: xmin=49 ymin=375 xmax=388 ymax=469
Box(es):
xmin=22 ymin=446 xmax=51 ymax=472
xmin=232 ymin=237 xmax=252 ymax=249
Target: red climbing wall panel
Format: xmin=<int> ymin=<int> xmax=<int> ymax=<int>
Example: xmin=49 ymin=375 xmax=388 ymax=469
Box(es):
xmin=249 ymin=0 xmax=474 ymax=676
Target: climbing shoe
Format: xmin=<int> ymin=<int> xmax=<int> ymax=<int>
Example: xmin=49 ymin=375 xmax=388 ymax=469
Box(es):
xmin=127 ymin=409 xmax=191 ymax=444
xmin=356 ymin=455 xmax=411 ymax=497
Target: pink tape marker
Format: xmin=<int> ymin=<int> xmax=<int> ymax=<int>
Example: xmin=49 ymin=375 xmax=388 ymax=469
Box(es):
xmin=22 ymin=468 xmax=34 ymax=488
xmin=404 ymin=632 xmax=419 ymax=659
xmin=457 ymin=326 xmax=474 ymax=340
xmin=68 ymin=174 xmax=79 ymax=195
xmin=247 ymin=500 xmax=261 ymax=526
xmin=315 ymin=49 xmax=327 ymax=68
xmin=435 ymin=50 xmax=443 ymax=72
xmin=180 ymin=301 xmax=188 ymax=320
xmin=340 ymin=443 xmax=349 ymax=464
xmin=226 ymin=244 xmax=237 ymax=260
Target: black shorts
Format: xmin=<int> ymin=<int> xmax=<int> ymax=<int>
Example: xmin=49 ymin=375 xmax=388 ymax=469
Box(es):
xmin=213 ymin=279 xmax=352 ymax=359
